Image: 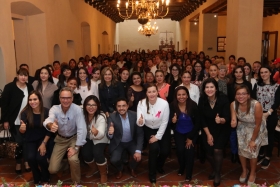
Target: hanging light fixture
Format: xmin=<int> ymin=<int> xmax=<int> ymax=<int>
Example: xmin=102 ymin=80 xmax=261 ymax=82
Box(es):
xmin=117 ymin=0 xmax=170 ymax=25
xmin=138 ymin=20 xmax=158 ymax=37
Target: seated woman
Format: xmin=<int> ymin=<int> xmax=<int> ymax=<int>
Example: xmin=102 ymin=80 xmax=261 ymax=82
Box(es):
xmin=81 ymin=95 xmax=109 ymax=183
xmin=20 ymin=91 xmax=52 ymax=184
xmin=231 ymin=85 xmax=267 ymax=185
xmin=170 ymin=86 xmax=199 ymax=181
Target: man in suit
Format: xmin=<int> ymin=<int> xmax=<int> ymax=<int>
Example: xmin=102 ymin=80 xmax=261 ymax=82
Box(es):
xmin=107 ymin=97 xmax=144 ymax=179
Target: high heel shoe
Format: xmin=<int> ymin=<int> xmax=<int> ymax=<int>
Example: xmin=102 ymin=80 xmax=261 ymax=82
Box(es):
xmin=239 ymin=169 xmax=249 ymax=183
xmin=247 ymin=175 xmax=256 ymax=185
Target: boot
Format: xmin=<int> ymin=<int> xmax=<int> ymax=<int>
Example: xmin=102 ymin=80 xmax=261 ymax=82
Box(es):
xmin=85 ymin=161 xmax=98 ymax=178
xmin=97 ymin=159 xmax=108 ymax=183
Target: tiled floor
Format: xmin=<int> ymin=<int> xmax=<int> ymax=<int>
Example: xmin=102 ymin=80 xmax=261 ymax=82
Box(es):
xmin=0 ymin=147 xmax=280 ymax=187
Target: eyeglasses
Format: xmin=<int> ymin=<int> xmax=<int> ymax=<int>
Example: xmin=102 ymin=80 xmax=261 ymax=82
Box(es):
xmin=172 ymin=69 xmax=178 ymax=71
xmin=86 ymin=104 xmax=97 ymax=107
xmin=236 ymin=93 xmax=248 ymax=96
xmin=60 ymin=97 xmax=72 ymax=100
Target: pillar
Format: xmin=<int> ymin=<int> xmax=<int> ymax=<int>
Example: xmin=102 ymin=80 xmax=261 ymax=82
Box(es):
xmin=226 ymin=0 xmax=263 ymax=63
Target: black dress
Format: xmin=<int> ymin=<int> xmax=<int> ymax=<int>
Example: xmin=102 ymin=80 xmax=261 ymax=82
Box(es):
xmin=198 ymin=93 xmax=230 ymax=152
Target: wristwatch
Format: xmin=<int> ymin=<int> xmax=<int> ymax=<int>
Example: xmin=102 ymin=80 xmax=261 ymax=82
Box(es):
xmin=74 ymin=146 xmax=79 ymax=152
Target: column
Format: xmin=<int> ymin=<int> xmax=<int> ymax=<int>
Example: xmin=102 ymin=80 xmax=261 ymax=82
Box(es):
xmin=226 ymin=0 xmax=263 ymax=63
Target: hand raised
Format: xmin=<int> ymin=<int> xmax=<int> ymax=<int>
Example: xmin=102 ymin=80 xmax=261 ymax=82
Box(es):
xmin=108 ymin=122 xmax=114 ymax=135
xmin=172 ymin=113 xmax=177 ymax=123
xmin=138 ymin=114 xmax=144 ymax=125
xmin=20 ymin=120 xmax=26 ymax=131
xmin=50 ymin=119 xmax=59 ymax=133
xmin=215 ymin=113 xmax=221 ymax=124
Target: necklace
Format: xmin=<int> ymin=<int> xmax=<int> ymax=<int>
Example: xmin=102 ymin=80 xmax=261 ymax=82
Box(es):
xmin=208 ymin=98 xmax=217 ymax=106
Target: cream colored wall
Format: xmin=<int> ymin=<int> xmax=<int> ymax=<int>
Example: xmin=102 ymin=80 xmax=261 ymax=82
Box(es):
xmin=263 ymin=14 xmax=280 ymax=58
xmin=0 ymin=0 xmax=116 ymax=88
xmin=118 ymin=19 xmax=177 ymax=52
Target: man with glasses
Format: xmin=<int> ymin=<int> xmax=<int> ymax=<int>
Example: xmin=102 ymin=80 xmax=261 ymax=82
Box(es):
xmin=43 ymin=87 xmax=87 ymax=184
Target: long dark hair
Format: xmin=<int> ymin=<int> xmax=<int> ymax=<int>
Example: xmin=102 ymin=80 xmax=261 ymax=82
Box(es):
xmin=130 ymin=72 xmax=144 ymax=87
xmin=58 ymin=65 xmax=71 ymax=88
xmin=191 ymin=62 xmax=205 ymax=81
xmin=83 ymin=95 xmax=105 ymax=125
xmin=201 ymin=78 xmax=220 ymax=100
xmin=21 ymin=91 xmax=45 ymax=128
xmin=229 ymin=65 xmax=246 ymax=84
xmin=257 ymin=66 xmax=275 ymax=86
xmin=168 ymin=63 xmax=182 ymax=84
xmin=77 ymin=67 xmax=91 ymax=91
xmin=172 ymin=86 xmax=196 ymax=117
xmin=36 ymin=66 xmax=54 ymax=93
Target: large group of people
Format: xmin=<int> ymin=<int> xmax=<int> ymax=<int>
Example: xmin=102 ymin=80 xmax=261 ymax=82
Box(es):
xmin=1 ymin=49 xmax=280 ymax=186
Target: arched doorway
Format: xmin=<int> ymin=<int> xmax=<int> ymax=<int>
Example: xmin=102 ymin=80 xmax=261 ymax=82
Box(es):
xmin=54 ymin=44 xmax=62 ymax=62
xmin=67 ymin=40 xmax=75 ymax=60
xmin=81 ymin=22 xmax=91 ymax=57
xmin=102 ymin=31 xmax=109 ymax=54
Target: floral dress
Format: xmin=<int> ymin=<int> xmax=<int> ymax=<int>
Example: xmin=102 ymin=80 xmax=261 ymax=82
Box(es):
xmin=234 ymin=100 xmax=268 ymax=159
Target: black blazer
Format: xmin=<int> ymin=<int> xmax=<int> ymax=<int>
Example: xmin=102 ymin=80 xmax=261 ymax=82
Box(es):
xmin=1 ymin=81 xmax=34 ymax=133
xmin=107 ymin=110 xmax=144 ymax=153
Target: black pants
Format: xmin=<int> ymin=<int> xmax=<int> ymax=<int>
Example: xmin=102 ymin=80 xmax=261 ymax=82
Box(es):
xmin=259 ymin=112 xmax=278 ymax=157
xmin=144 ymin=126 xmax=171 ymax=179
xmin=81 ymin=138 xmax=107 ymax=164
xmin=26 ymin=139 xmax=50 ymax=183
xmin=174 ymin=130 xmax=196 ymax=178
xmin=11 ymin=126 xmax=27 ymax=164
xmin=110 ymin=141 xmax=138 ymax=171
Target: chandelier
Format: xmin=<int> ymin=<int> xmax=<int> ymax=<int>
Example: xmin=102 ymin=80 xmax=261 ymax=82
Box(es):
xmin=117 ymin=0 xmax=170 ymax=25
xmin=138 ymin=20 xmax=158 ymax=37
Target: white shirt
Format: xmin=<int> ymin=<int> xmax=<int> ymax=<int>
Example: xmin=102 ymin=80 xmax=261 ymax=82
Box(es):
xmin=75 ymin=81 xmax=99 ymax=104
xmin=177 ymin=83 xmax=200 ymax=104
xmin=117 ymin=61 xmax=126 ymax=68
xmin=15 ymin=87 xmax=28 ymax=125
xmin=150 ymin=65 xmax=157 ymax=75
xmin=136 ymin=98 xmax=170 ymax=140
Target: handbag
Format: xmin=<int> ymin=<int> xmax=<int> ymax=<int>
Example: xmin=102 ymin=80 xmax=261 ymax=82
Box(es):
xmin=0 ymin=130 xmax=22 ymax=159
xmin=0 ymin=130 xmax=10 ymax=158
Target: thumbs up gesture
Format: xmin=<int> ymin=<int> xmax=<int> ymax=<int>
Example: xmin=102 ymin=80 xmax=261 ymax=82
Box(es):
xmin=138 ymin=114 xmax=144 ymax=125
xmin=130 ymin=93 xmax=135 ymax=102
xmin=215 ymin=113 xmax=221 ymax=124
xmin=172 ymin=113 xmax=177 ymax=123
xmin=108 ymin=122 xmax=114 ymax=135
xmin=20 ymin=120 xmax=26 ymax=132
xmin=50 ymin=119 xmax=59 ymax=133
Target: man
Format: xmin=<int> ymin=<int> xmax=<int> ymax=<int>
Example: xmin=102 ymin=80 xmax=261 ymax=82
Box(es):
xmin=19 ymin=64 xmax=35 ymax=84
xmin=43 ymin=87 xmax=87 ymax=183
xmin=107 ymin=98 xmax=144 ymax=179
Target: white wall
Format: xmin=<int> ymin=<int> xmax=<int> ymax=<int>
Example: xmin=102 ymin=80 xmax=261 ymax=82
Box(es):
xmin=118 ymin=19 xmax=177 ymax=52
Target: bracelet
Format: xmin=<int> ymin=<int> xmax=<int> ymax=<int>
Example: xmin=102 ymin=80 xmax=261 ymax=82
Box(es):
xmin=42 ymin=141 xmax=47 ymax=145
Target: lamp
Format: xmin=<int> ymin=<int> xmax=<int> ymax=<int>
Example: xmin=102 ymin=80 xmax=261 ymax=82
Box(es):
xmin=117 ymin=0 xmax=169 ymax=24
xmin=138 ymin=20 xmax=158 ymax=37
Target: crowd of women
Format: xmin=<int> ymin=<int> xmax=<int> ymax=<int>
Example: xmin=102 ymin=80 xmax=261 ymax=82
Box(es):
xmin=1 ymin=49 xmax=280 ymax=186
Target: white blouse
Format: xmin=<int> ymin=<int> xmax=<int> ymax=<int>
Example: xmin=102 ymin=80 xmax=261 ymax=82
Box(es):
xmin=75 ymin=81 xmax=99 ymax=104
xmin=177 ymin=83 xmax=200 ymax=104
xmin=136 ymin=97 xmax=170 ymax=140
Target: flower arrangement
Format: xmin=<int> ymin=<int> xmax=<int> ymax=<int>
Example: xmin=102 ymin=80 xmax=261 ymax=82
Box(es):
xmin=1 ymin=178 xmax=280 ymax=187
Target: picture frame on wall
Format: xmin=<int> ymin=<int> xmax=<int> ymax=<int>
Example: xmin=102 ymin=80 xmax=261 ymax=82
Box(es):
xmin=217 ymin=36 xmax=226 ymax=52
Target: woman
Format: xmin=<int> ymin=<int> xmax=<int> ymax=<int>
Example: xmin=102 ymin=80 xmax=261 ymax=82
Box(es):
xmin=127 ymin=72 xmax=146 ymax=112
xmin=178 ymin=71 xmax=200 ymax=104
xmin=56 ymin=65 xmax=72 ymax=89
xmin=197 ymin=51 xmax=205 ymax=65
xmin=191 ymin=61 xmax=205 ymax=87
xmin=75 ymin=67 xmax=99 ymax=104
xmin=46 ymin=64 xmax=59 ymax=85
xmin=155 ymin=70 xmax=170 ymax=100
xmin=20 ymin=91 xmax=51 ymax=184
xmin=252 ymin=66 xmax=280 ymax=169
xmin=231 ymin=85 xmax=267 ymax=185
xmin=244 ymin=63 xmax=257 ymax=88
xmin=185 ymin=64 xmax=193 ymax=74
xmin=81 ymin=95 xmax=109 ymax=183
xmin=158 ymin=61 xmax=170 ymax=82
xmin=32 ymin=66 xmax=58 ymax=109
xmin=1 ymin=68 xmax=34 ymax=174
xmin=130 ymin=60 xmax=144 ymax=78
xmin=198 ymin=78 xmax=230 ymax=187
xmin=69 ymin=58 xmax=77 ymax=77
xmin=207 ymin=64 xmax=227 ymax=95
xmin=119 ymin=68 xmax=130 ymax=98
xmin=167 ymin=64 xmax=182 ymax=103
xmin=99 ymin=67 xmax=125 ymax=117
xmin=91 ymin=67 xmax=101 ymax=85
xmin=52 ymin=77 xmax=82 ymax=106
xmin=136 ymin=84 xmax=170 ymax=183
xmin=170 ymin=86 xmax=199 ymax=181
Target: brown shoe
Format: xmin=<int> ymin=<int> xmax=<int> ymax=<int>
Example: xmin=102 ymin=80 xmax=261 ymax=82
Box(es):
xmin=129 ymin=168 xmax=137 ymax=178
xmin=115 ymin=171 xmax=123 ymax=179
xmin=96 ymin=159 xmax=108 ymax=183
xmin=85 ymin=162 xmax=98 ymax=178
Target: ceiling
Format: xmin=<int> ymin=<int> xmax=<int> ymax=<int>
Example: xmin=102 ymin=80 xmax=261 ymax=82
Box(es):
xmin=84 ymin=0 xmax=280 ymax=23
